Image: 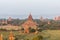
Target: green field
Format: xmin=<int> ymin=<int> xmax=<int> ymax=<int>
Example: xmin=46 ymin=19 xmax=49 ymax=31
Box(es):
xmin=0 ymin=30 xmax=60 ymax=40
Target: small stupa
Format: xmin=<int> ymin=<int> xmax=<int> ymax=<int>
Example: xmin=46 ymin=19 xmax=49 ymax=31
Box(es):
xmin=9 ymin=31 xmax=15 ymax=40
xmin=0 ymin=34 xmax=3 ymax=40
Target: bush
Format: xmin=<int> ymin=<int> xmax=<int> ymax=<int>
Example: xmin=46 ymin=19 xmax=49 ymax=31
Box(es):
xmin=29 ymin=28 xmax=36 ymax=33
xmin=37 ymin=28 xmax=43 ymax=32
xmin=32 ymin=35 xmax=43 ymax=40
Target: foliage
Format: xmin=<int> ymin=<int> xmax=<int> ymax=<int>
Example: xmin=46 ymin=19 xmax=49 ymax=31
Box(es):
xmin=29 ymin=28 xmax=36 ymax=33
xmin=32 ymin=35 xmax=43 ymax=40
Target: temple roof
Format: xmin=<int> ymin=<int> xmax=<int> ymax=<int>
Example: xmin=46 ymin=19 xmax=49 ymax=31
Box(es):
xmin=22 ymin=13 xmax=38 ymax=28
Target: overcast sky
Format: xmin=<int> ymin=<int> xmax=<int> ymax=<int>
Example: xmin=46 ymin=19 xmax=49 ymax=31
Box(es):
xmin=0 ymin=0 xmax=60 ymax=19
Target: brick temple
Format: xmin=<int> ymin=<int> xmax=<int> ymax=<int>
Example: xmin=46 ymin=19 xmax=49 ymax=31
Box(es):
xmin=22 ymin=14 xmax=38 ymax=33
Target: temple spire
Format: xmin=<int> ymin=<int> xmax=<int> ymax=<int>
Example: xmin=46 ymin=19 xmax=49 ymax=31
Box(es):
xmin=40 ymin=16 xmax=43 ymax=21
xmin=28 ymin=13 xmax=33 ymax=20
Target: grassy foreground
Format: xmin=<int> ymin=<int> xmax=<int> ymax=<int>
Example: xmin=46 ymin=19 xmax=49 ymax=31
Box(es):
xmin=42 ymin=30 xmax=60 ymax=40
xmin=0 ymin=30 xmax=60 ymax=40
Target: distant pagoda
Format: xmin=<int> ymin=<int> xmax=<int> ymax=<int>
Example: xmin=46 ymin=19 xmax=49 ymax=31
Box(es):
xmin=40 ymin=16 xmax=44 ymax=21
xmin=7 ymin=17 xmax=12 ymax=22
xmin=22 ymin=13 xmax=38 ymax=33
xmin=53 ymin=16 xmax=60 ymax=21
xmin=7 ymin=17 xmax=13 ymax=25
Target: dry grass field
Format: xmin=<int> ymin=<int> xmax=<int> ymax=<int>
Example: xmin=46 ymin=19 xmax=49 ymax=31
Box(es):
xmin=42 ymin=30 xmax=60 ymax=40
xmin=0 ymin=25 xmax=19 ymax=30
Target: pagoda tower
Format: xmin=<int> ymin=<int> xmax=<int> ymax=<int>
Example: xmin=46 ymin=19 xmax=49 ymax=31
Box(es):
xmin=8 ymin=17 xmax=12 ymax=21
xmin=7 ymin=17 xmax=12 ymax=25
xmin=22 ymin=13 xmax=38 ymax=33
xmin=40 ymin=16 xmax=44 ymax=21
xmin=53 ymin=16 xmax=60 ymax=21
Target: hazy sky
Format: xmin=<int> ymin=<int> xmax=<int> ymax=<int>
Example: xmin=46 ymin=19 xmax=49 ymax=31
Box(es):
xmin=0 ymin=0 xmax=60 ymax=19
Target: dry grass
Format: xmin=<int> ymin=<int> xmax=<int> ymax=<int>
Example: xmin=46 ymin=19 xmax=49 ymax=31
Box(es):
xmin=0 ymin=29 xmax=60 ymax=40
xmin=43 ymin=30 xmax=60 ymax=40
xmin=0 ymin=25 xmax=19 ymax=30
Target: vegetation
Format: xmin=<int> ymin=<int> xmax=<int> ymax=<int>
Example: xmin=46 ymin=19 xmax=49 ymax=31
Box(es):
xmin=0 ymin=19 xmax=60 ymax=40
xmin=0 ymin=19 xmax=60 ymax=30
xmin=0 ymin=30 xmax=60 ymax=40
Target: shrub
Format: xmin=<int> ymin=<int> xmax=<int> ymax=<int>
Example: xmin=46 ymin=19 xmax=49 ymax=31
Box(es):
xmin=32 ymin=35 xmax=43 ymax=40
xmin=29 ymin=28 xmax=36 ymax=33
